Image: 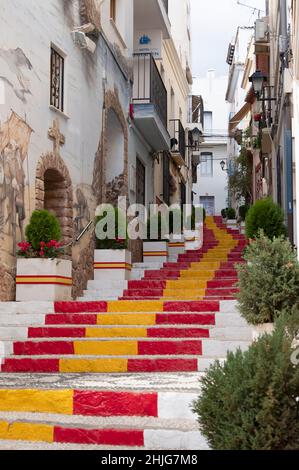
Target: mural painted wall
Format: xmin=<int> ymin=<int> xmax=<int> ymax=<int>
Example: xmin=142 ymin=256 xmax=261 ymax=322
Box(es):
xmin=0 ymin=0 xmax=133 ymax=300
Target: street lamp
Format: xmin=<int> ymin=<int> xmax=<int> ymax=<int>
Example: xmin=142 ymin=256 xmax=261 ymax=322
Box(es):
xmin=188 ymin=127 xmax=203 ymax=152
xmin=220 ymin=160 xmax=227 ymax=172
xmin=249 ymin=70 xmax=276 ymax=102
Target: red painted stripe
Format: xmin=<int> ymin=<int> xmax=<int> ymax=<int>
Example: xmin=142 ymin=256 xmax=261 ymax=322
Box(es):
xmin=163 ymin=301 xmax=219 ymax=312
xmin=1 ymin=358 xmax=59 ymax=373
xmin=73 ymin=391 xmax=158 ymax=417
xmin=127 ymin=358 xmax=198 ymax=372
xmin=54 ymin=426 xmax=144 ymax=447
xmin=156 ymin=313 xmax=215 ymax=325
xmin=147 ymin=327 xmax=210 ymax=338
xmin=13 ymin=341 xmax=74 ymax=356
xmin=138 ymin=340 xmax=202 ymax=355
xmin=28 ymin=327 xmax=86 ymax=338
xmin=45 ymin=314 xmax=97 ymax=325
xmin=54 ymin=301 xmax=107 ymax=313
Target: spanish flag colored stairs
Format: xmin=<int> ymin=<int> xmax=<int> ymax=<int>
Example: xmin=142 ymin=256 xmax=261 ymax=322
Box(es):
xmin=0 ymin=217 xmax=251 ymax=449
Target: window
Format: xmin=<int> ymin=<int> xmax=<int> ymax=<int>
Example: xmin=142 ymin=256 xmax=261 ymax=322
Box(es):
xmin=50 ymin=47 xmax=64 ymax=112
xmin=204 ymin=111 xmax=212 ymax=133
xmin=110 ymin=0 xmax=116 ymax=22
xmin=200 ymin=153 xmax=213 ymax=177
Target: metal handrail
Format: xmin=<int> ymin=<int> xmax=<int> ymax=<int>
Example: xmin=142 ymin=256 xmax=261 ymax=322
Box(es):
xmin=63 ymin=220 xmax=95 ymax=249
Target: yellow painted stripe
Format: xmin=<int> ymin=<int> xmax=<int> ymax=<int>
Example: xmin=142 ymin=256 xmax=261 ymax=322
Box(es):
xmin=0 ymin=390 xmax=73 ymax=414
xmin=107 ymin=301 xmax=163 ymax=313
xmin=166 ymin=280 xmax=207 ymax=289
xmin=163 ymin=289 xmax=205 ymax=297
xmin=16 ymin=277 xmax=72 ymax=286
xmin=74 ymin=340 xmax=138 ymax=356
xmin=86 ymin=327 xmax=148 ymax=338
xmin=59 ymin=358 xmax=128 ymax=373
xmin=0 ymin=421 xmax=53 ymax=442
xmin=144 ymin=252 xmax=168 ymax=256
xmin=97 ymin=314 xmax=156 ymax=326
xmin=94 ymin=263 xmax=132 ymax=270
xmin=168 ymin=243 xmax=185 ymax=247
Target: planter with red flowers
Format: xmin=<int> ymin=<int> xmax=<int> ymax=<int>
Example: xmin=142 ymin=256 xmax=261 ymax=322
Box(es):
xmin=16 ymin=210 xmax=72 ymax=301
xmin=93 ymin=207 xmax=131 ymax=282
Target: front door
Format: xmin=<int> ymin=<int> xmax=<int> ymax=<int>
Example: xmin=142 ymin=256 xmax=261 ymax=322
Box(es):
xmin=200 ymin=196 xmax=215 ymax=216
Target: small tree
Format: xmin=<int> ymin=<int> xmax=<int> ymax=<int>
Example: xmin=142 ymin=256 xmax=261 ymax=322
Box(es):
xmin=192 ymin=314 xmax=299 ymax=450
xmin=228 ymin=147 xmax=253 ymax=205
xmin=237 ymin=232 xmax=299 ymax=324
xmin=25 ymin=210 xmax=61 ymax=250
xmin=245 ymin=197 xmax=286 ymax=239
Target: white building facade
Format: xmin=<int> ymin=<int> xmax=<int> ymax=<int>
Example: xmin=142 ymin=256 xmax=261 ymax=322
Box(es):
xmin=193 ymin=70 xmax=229 ymax=215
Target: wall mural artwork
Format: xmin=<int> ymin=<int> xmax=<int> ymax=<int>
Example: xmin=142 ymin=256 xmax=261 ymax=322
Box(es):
xmin=0 ymin=111 xmax=33 ymax=300
xmin=0 ymin=47 xmax=35 ymax=103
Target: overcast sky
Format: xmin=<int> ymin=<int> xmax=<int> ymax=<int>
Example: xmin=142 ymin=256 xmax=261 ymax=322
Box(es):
xmin=191 ymin=0 xmax=266 ymax=78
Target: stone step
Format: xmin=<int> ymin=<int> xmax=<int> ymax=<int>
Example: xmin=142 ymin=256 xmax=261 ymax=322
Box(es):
xmin=0 ymin=417 xmax=206 ymax=449
xmin=27 ymin=325 xmax=211 ymax=339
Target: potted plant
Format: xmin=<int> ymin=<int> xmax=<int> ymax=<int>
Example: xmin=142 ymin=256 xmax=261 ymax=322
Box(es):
xmin=16 ymin=210 xmax=72 ymax=301
xmin=221 ymin=208 xmax=227 ymax=223
xmin=94 ymin=206 xmax=131 ymax=281
xmin=184 ymin=206 xmax=205 ymax=251
xmin=144 ymin=212 xmax=169 ymax=263
xmin=236 ymin=232 xmax=299 ymax=340
xmin=225 ymin=207 xmax=237 ymax=229
xmin=238 ymin=205 xmax=250 ymax=234
xmin=167 ymin=208 xmax=185 ymax=261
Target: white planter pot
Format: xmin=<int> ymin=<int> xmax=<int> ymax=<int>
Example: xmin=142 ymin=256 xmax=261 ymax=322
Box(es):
xmin=240 ymin=221 xmax=246 ymax=235
xmin=168 ymin=235 xmax=185 ymax=261
xmin=184 ymin=227 xmax=203 ymax=251
xmin=143 ymin=241 xmax=168 ymax=264
xmin=94 ymin=249 xmax=131 ymax=281
xmin=252 ymin=323 xmax=275 ymax=341
xmin=16 ymin=258 xmax=72 ymax=302
xmin=227 ymin=219 xmax=238 ymax=230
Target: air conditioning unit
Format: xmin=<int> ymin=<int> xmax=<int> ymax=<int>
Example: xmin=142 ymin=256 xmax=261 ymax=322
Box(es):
xmin=255 ymin=19 xmax=268 ymax=43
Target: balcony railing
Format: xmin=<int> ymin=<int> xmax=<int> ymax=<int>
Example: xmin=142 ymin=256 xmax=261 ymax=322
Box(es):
xmin=169 ymin=119 xmax=186 ymax=160
xmin=133 ymin=53 xmax=168 ymax=128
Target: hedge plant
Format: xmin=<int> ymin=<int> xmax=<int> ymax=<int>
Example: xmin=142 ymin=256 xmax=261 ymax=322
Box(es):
xmin=245 ymin=197 xmax=286 ymax=239
xmin=238 ymin=205 xmax=250 ymax=222
xmin=237 ymin=232 xmax=299 ymax=324
xmin=25 ymin=210 xmax=61 ymax=250
xmin=192 ymin=314 xmax=299 ymax=450
xmin=226 ymin=207 xmax=236 ymax=219
xmin=95 ymin=206 xmax=128 ymax=249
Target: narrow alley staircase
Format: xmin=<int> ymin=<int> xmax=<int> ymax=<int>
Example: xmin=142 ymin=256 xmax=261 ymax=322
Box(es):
xmin=0 ymin=216 xmax=251 ymax=449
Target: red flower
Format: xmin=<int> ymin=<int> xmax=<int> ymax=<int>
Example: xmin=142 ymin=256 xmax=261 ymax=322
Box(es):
xmin=18 ymin=241 xmax=31 ymax=253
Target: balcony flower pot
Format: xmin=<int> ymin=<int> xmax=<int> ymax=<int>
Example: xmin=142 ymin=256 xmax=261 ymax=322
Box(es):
xmin=143 ymin=241 xmax=168 ymax=264
xmin=167 ymin=234 xmax=185 ymax=261
xmin=16 ymin=257 xmax=72 ymax=301
xmin=252 ymin=323 xmax=275 ymax=341
xmin=94 ymin=249 xmax=132 ymax=281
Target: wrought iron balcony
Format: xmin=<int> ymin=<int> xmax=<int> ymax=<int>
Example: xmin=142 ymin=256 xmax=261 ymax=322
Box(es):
xmin=133 ymin=53 xmax=167 ymax=128
xmin=169 ymin=119 xmax=186 ymax=163
xmin=132 ymin=53 xmax=169 ymax=151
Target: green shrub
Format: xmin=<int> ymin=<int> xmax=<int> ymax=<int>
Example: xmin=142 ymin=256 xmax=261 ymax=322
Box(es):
xmin=245 ymin=197 xmax=286 ymax=239
xmin=221 ymin=208 xmax=227 ymax=218
xmin=192 ymin=314 xmax=299 ymax=450
xmin=95 ymin=206 xmax=128 ymax=249
xmin=226 ymin=207 xmax=236 ymax=219
xmin=186 ymin=206 xmax=206 ymax=230
xmin=237 ymin=232 xmax=299 ymax=324
xmin=147 ymin=212 xmax=169 ymax=241
xmin=238 ymin=205 xmax=250 ymax=222
xmin=169 ymin=209 xmax=183 ymax=235
xmin=25 ymin=210 xmax=61 ymax=250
